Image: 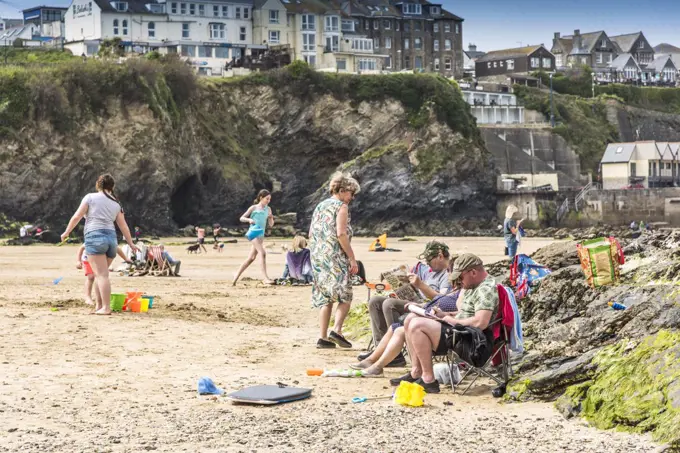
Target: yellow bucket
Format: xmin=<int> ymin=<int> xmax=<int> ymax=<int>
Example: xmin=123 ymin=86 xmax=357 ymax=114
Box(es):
xmin=140 ymin=298 xmax=150 ymax=313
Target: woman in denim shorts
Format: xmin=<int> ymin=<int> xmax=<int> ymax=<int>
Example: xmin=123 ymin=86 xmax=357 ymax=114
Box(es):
xmin=61 ymin=174 xmax=138 ymax=315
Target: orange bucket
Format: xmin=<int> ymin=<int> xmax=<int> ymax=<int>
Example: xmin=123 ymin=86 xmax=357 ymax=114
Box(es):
xmin=128 ymin=300 xmax=142 ymax=312
xmin=124 ymin=291 xmax=143 ymax=312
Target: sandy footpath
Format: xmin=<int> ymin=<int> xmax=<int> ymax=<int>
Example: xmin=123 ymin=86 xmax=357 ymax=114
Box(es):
xmin=0 ymin=237 xmax=657 ymax=452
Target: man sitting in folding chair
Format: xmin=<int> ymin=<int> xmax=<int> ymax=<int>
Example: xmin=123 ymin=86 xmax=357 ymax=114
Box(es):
xmin=396 ymin=253 xmax=498 ymax=394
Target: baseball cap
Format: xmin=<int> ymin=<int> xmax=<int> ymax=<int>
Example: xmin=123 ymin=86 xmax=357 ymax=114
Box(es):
xmin=417 ymin=241 xmax=449 ymax=262
xmin=449 ymin=253 xmax=484 ymax=281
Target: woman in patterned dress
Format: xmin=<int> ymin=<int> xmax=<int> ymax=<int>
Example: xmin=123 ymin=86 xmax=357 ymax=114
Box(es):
xmin=309 ymin=172 xmax=361 ymax=349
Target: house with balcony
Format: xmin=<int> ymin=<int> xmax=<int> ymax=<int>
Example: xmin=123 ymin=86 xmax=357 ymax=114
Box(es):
xmin=459 ymin=86 xmax=524 ymax=124
xmin=475 ymin=45 xmax=555 ymax=79
xmin=65 ymin=0 xmax=257 ymax=76
xmin=23 ymin=5 xmax=68 ymax=46
xmin=600 ymin=141 xmax=679 ymax=189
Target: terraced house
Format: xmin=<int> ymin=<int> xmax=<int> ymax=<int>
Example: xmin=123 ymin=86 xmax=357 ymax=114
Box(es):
xmin=252 ymin=0 xmax=464 ymax=76
xmin=552 ymin=29 xmax=676 ymax=84
xmin=64 ymin=0 xmax=259 ymax=76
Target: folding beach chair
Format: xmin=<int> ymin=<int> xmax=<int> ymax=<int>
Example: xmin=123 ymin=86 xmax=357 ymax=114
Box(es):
xmin=147 ymin=245 xmax=174 ymax=277
xmin=443 ymin=285 xmax=514 ymax=395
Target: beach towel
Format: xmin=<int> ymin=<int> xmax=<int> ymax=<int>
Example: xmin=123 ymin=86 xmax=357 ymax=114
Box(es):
xmin=286 ymin=249 xmax=312 ymax=280
xmin=510 ymin=254 xmax=551 ymax=300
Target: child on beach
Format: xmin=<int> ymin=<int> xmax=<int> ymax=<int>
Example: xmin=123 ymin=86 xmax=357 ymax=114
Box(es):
xmin=232 ymin=189 xmax=275 ymax=285
xmin=76 ymin=245 xmax=133 ymax=306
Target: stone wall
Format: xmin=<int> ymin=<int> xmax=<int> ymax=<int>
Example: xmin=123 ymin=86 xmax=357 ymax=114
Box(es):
xmin=583 ymin=188 xmax=680 ymax=225
xmin=496 ymin=191 xmax=563 ymax=227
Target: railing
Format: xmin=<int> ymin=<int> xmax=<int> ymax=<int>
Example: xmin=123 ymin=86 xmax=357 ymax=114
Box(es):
xmin=556 ymin=198 xmax=570 ymax=222
xmin=574 ymin=181 xmax=597 ymax=211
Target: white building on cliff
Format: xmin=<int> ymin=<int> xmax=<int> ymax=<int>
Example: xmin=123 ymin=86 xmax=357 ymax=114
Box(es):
xmin=64 ymin=0 xmax=261 ymax=75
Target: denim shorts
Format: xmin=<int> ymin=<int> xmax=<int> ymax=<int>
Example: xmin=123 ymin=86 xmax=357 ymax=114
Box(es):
xmin=85 ymin=229 xmax=118 ymax=259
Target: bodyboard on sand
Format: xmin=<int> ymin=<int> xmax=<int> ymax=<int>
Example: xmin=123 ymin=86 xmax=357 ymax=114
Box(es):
xmin=226 ymin=385 xmax=312 ymax=405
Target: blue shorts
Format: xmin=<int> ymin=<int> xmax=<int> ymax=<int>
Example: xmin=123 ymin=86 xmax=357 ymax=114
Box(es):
xmin=84 ymin=229 xmax=118 ymax=259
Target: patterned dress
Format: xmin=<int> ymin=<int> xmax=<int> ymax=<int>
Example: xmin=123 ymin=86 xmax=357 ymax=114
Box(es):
xmin=309 ymin=197 xmax=353 ymax=308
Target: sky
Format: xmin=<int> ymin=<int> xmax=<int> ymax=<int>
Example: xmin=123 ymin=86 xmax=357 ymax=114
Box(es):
xmin=3 ymin=0 xmax=679 ymax=51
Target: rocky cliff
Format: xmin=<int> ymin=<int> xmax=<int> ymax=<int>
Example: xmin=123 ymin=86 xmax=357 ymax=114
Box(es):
xmin=0 ymin=60 xmax=494 ymax=235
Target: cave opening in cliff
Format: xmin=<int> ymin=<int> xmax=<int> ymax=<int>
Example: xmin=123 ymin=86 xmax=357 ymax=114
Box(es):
xmin=170 ymin=175 xmax=204 ymax=227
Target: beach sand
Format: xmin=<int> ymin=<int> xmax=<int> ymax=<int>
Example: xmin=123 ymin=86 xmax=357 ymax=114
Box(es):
xmin=0 ymin=237 xmax=657 ymax=452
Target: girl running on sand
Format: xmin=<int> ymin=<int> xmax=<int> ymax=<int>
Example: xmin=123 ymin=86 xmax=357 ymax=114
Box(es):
xmin=232 ymin=190 xmax=275 ymax=285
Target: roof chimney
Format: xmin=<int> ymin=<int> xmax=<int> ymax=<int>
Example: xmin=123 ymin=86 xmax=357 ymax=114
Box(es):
xmin=468 ymin=43 xmax=477 ymax=52
xmin=554 ymin=32 xmax=560 ymax=40
xmin=574 ymin=29 xmax=580 ymax=36
xmin=573 ymin=29 xmax=582 ymax=50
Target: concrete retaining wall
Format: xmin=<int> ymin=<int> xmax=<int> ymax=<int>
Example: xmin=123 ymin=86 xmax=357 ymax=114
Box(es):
xmin=583 ymin=188 xmax=680 ymax=225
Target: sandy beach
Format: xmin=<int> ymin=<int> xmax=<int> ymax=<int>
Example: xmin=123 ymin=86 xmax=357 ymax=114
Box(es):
xmin=0 ymin=236 xmax=657 ymax=452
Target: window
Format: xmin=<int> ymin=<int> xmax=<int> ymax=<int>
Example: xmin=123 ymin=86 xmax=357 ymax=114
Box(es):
xmin=414 ymin=37 xmax=422 ymax=50
xmin=325 ymin=16 xmax=339 ymax=32
xmin=630 ymin=162 xmax=637 ymax=177
xmin=433 ymin=40 xmax=439 ymax=51
xmin=431 ymin=6 xmax=440 ymax=14
xmin=415 ymin=56 xmax=422 ymax=69
xmin=341 ymin=20 xmax=354 ymax=32
xmin=445 ymin=39 xmax=451 ymax=50
xmin=499 ymin=61 xmax=503 ymax=67
xmin=182 ymin=23 xmax=190 ymax=38
xmin=434 ymin=58 xmax=440 ymax=70
xmin=402 ymin=3 xmax=422 ymax=14
xmin=383 ymin=20 xmax=390 ymax=30
xmin=601 ymin=39 xmax=606 ymax=48
xmin=351 ymin=38 xmax=373 ymax=51
xmin=507 ymin=59 xmax=514 ymax=70
xmin=414 ymin=21 xmax=421 ymax=31
xmin=373 ymin=20 xmax=378 ymax=30
xmin=404 ymin=21 xmax=410 ymax=32
xmin=198 ymin=4 xmax=204 ymax=15
xmin=303 ymin=54 xmax=316 ymax=67
xmin=445 ymin=58 xmax=451 ymax=70
xmin=373 ymin=38 xmax=379 ymax=49
xmin=530 ymin=57 xmax=539 ymax=68
xmin=113 ymin=19 xmax=119 ymax=35
xmin=493 ymin=61 xmax=497 ymax=67
xmin=112 ymin=1 xmax=128 ymax=12
xmin=359 ymin=58 xmax=377 ymax=70
xmin=327 ymin=35 xmax=339 ymax=52
xmin=404 ymin=39 xmax=409 ymax=50
xmin=213 ymin=5 xmax=219 ymax=16
xmin=235 ymin=7 xmax=241 ymax=19
xmin=385 ymin=37 xmax=392 ymax=49
xmin=433 ymin=22 xmax=439 ymax=33
xmin=189 ymin=3 xmax=195 ymax=15
xmin=607 ymin=54 xmax=613 ymax=63
xmin=239 ymin=26 xmax=246 ymax=41
xmin=444 ymin=22 xmax=450 ymax=33
xmin=302 ymin=14 xmax=315 ymax=30
xmin=581 ymin=56 xmax=587 ymax=64
xmin=198 ymin=46 xmax=211 ymax=57
xmin=215 ymin=47 xmax=229 ymax=59
xmin=597 ymin=53 xmax=602 ymax=64
xmin=455 ymin=23 xmax=459 ymax=34
xmin=337 ymin=59 xmax=346 ymax=70
xmin=385 ymin=56 xmax=391 ymax=68
xmin=268 ymin=30 xmax=280 ymax=44
xmin=487 ymin=62 xmax=491 ymax=68
xmin=364 ymin=20 xmax=369 ymax=30
xmin=396 ymin=21 xmax=400 ymax=31
xmin=222 ymin=5 xmax=228 ymax=17
xmin=232 ymin=48 xmax=242 ymax=59
xmin=210 ymin=23 xmax=226 ymax=39
xmin=171 ymin=2 xmax=177 ymax=13
xmin=269 ymin=10 xmax=279 ymax=24
xmin=404 ymin=57 xmax=411 ymax=69
xmin=244 ymin=8 xmax=249 ymax=19
xmin=555 ymin=54 xmax=563 ymax=67
xmin=122 ymin=20 xmax=128 ymax=35
xmin=180 ymin=2 xmax=186 ymax=14
xmin=181 ymin=45 xmax=195 ymax=57
xmin=86 ymin=44 xmax=99 ymax=55
xmin=303 ymin=33 xmax=315 ymax=51
xmin=542 ymin=57 xmax=551 ymax=68
xmin=148 ymin=22 xmax=155 ymax=38
xmin=638 ymin=41 xmax=644 ymax=49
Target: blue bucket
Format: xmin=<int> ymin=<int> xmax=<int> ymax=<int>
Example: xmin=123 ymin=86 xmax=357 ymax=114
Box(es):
xmin=143 ymin=295 xmax=155 ymax=309
xmin=245 ymin=227 xmax=264 ymax=241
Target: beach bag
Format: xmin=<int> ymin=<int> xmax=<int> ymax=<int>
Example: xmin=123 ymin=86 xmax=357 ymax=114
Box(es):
xmin=576 ymin=237 xmax=625 ymax=288
xmin=510 ymin=254 xmax=551 ymax=299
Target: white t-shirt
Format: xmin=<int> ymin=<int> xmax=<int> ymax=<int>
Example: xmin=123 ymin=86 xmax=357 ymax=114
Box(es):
xmin=20 ymin=225 xmax=33 ymax=237
xmin=82 ymin=192 xmax=121 ymax=235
